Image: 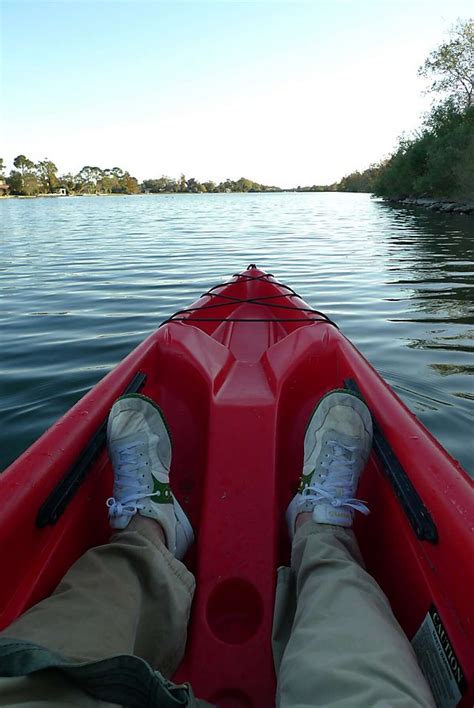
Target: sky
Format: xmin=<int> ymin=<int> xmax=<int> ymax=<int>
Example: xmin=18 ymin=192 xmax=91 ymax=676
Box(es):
xmin=1 ymin=0 xmax=472 ymax=187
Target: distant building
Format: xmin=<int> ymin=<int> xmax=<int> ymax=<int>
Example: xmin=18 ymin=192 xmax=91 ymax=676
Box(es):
xmin=0 ymin=180 xmax=10 ymax=196
xmin=57 ymin=187 xmax=67 ymax=196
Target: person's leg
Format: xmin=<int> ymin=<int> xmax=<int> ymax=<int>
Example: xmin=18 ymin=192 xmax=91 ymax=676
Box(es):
xmin=0 ymin=515 xmax=194 ymax=671
xmin=0 ymin=394 xmax=199 ymax=707
xmin=275 ymin=521 xmax=435 ymax=707
xmin=274 ymin=390 xmax=435 ymax=707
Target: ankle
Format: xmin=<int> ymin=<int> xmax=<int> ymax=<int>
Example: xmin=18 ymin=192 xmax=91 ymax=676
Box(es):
xmin=128 ymin=515 xmax=166 ymax=546
xmin=295 ymin=511 xmax=313 ymax=531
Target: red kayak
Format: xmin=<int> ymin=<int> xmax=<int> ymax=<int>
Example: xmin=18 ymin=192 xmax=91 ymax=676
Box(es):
xmin=1 ymin=266 xmax=473 ymax=706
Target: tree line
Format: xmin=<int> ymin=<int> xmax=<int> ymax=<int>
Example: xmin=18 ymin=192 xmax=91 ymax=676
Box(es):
xmin=141 ymin=176 xmax=281 ymax=193
xmin=0 ymin=158 xmax=282 ymax=196
xmin=0 ymin=157 xmax=383 ymax=197
xmin=1 ymin=158 xmax=141 ymax=196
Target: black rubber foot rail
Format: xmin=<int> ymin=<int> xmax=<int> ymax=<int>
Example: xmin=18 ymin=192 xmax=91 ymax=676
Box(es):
xmin=36 ymin=371 xmax=147 ymax=527
xmin=344 ymin=378 xmax=438 ymax=543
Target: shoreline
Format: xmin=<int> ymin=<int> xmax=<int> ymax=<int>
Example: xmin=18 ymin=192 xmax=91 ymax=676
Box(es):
xmin=385 ymin=196 xmax=474 ymax=215
xmin=2 ymin=193 xmax=473 ymax=213
xmin=0 ymin=191 xmax=286 ymax=199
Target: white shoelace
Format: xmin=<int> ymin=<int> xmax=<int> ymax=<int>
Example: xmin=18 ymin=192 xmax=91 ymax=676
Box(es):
xmin=106 ymin=442 xmax=155 ymax=520
xmin=301 ymin=440 xmax=369 ymax=515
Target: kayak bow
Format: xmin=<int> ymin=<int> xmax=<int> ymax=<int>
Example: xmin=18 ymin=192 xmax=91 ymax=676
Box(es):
xmin=1 ymin=266 xmax=473 ymax=706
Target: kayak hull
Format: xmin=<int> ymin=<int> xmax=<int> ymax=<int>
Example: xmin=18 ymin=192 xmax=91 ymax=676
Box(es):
xmin=1 ymin=267 xmax=473 ymax=706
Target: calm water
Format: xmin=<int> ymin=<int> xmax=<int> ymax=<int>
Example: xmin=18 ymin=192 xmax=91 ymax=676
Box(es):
xmin=1 ymin=193 xmax=473 ymax=475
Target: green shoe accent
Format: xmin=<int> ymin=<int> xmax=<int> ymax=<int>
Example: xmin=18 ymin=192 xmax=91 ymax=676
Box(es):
xmin=298 ymin=469 xmax=315 ymax=493
xmin=151 ymin=478 xmax=173 ymax=504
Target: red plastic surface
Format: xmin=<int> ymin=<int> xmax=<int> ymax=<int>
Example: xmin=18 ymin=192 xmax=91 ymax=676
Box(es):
xmin=1 ymin=267 xmax=473 ymax=707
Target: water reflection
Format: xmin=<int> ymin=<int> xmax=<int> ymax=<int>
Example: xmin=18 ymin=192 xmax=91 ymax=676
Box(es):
xmin=374 ymin=201 xmax=473 ymax=471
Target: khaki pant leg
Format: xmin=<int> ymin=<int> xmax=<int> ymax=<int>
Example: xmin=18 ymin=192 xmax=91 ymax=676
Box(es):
xmin=0 ymin=670 xmax=111 ymax=707
xmin=0 ymin=516 xmax=196 ymax=707
xmin=274 ymin=522 xmax=435 ymax=708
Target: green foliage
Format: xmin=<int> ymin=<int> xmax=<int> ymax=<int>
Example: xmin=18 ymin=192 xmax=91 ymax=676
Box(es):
xmin=185 ymin=177 xmax=201 ymax=193
xmin=418 ymin=19 xmax=473 ymax=109
xmin=5 ymin=159 xmax=281 ymax=197
xmin=0 ymin=158 xmax=5 ymax=177
xmin=454 ymin=129 xmax=474 ymax=198
xmin=58 ymin=173 xmax=77 ymax=192
xmin=374 ymin=101 xmax=474 ymax=199
xmin=141 ymin=175 xmax=280 ymax=193
xmin=56 ymin=165 xmax=141 ymax=195
xmin=365 ymin=19 xmax=474 ymax=201
xmin=293 ymin=184 xmax=336 ymax=192
xmin=74 ymin=166 xmax=104 ymax=193
xmin=6 ymin=171 xmax=23 ymax=194
xmin=13 ymin=155 xmax=34 ymax=172
xmin=111 ymin=173 xmax=140 ymax=194
xmin=36 ymin=159 xmax=58 ymax=193
xmin=336 ymin=164 xmax=386 ymax=193
xmin=142 ymin=177 xmax=178 ymax=193
xmin=5 ymin=157 xmax=144 ymax=196
xmin=8 ymin=155 xmax=40 ymax=195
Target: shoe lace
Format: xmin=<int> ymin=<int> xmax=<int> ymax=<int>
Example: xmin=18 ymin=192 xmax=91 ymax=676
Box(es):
xmin=301 ymin=440 xmax=369 ymax=515
xmin=106 ymin=442 xmax=154 ymax=520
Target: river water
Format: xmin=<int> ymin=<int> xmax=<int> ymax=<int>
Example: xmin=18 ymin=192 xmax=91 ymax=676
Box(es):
xmin=1 ymin=192 xmax=473 ymax=475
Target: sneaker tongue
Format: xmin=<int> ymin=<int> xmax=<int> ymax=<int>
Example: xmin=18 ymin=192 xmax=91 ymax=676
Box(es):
xmin=328 ymin=437 xmax=357 ymax=452
xmin=117 ymin=446 xmax=140 ymax=472
xmin=338 ymin=447 xmax=353 ymax=462
xmin=327 ymin=439 xmax=358 ymax=467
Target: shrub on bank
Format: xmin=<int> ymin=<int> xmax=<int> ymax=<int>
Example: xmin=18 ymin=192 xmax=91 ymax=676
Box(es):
xmin=374 ymin=102 xmax=474 ymax=200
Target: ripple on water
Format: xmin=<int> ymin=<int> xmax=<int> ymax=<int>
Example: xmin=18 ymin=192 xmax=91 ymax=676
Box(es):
xmin=0 ymin=193 xmax=473 ymax=474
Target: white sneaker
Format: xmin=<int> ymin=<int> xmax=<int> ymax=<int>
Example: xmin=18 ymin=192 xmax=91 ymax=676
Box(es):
xmin=106 ymin=394 xmax=194 ymax=560
xmin=286 ymin=390 xmax=373 ymax=539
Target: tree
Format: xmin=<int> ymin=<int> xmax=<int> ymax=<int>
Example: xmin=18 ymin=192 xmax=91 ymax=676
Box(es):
xmin=0 ymin=158 xmax=5 ymax=177
xmin=124 ymin=175 xmax=140 ymax=194
xmin=235 ymin=177 xmax=255 ymax=192
xmin=141 ymin=177 xmax=178 ymax=193
xmin=98 ymin=168 xmax=114 ymax=194
xmin=110 ymin=167 xmax=125 ymax=180
xmin=7 ymin=170 xmax=40 ymax=195
xmin=35 ymin=158 xmax=58 ymax=193
xmin=10 ymin=155 xmax=39 ymax=195
xmin=186 ymin=177 xmax=201 ymax=192
xmin=6 ymin=172 xmax=23 ymax=194
xmin=112 ymin=172 xmax=140 ymax=194
xmin=335 ymin=163 xmax=386 ymax=193
xmin=373 ymin=102 xmax=474 ymax=199
xmin=58 ymin=173 xmax=77 ymax=192
xmin=75 ymin=165 xmax=104 ymax=193
xmin=418 ymin=19 xmax=474 ymax=109
xmin=13 ymin=154 xmax=35 ymax=174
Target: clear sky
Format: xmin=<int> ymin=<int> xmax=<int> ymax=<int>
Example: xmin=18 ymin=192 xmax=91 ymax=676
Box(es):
xmin=1 ymin=0 xmax=472 ymax=187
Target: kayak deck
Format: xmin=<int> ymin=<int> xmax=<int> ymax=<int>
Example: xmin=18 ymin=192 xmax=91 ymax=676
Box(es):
xmin=0 ymin=266 xmax=473 ymax=706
